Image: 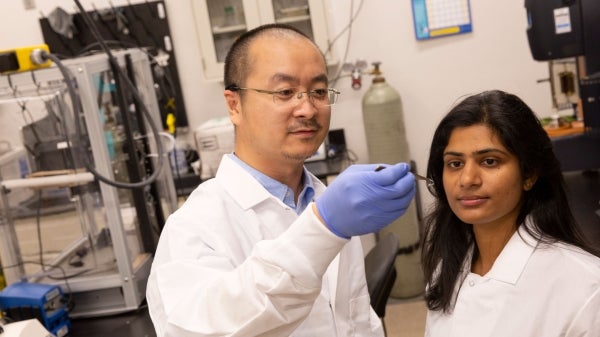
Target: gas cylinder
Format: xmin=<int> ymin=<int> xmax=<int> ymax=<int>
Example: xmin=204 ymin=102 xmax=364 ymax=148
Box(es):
xmin=362 ymin=62 xmax=424 ymax=298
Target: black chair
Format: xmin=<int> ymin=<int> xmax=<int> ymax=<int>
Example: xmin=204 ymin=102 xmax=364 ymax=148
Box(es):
xmin=364 ymin=232 xmax=399 ymax=336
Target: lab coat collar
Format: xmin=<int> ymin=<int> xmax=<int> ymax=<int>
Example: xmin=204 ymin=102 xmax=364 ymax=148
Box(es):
xmin=215 ymin=154 xmax=326 ymax=210
xmin=484 ymin=217 xmax=540 ymax=285
xmin=215 ymin=155 xmax=275 ymax=210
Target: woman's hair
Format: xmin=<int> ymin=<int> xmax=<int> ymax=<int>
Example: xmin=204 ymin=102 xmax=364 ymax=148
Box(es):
xmin=421 ymin=90 xmax=595 ymax=312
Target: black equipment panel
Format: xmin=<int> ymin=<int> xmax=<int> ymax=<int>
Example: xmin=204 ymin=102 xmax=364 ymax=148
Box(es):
xmin=39 ymin=1 xmax=188 ymax=128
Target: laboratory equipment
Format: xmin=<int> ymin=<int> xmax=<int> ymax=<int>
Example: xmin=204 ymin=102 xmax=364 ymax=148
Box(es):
xmin=525 ymin=0 xmax=600 ymax=171
xmin=413 ymin=172 xmax=435 ymax=197
xmin=342 ymin=60 xmax=368 ymax=90
xmin=194 ymin=117 xmax=235 ymax=180
xmin=0 ymin=282 xmax=70 ymax=337
xmin=361 ymin=62 xmax=424 ymax=298
xmin=362 ymin=62 xmax=410 ymax=164
xmin=305 ymin=143 xmax=327 ymax=162
xmin=40 ymin=1 xmax=189 ymax=128
xmin=0 ymin=45 xmax=52 ymax=74
xmin=0 ymin=48 xmax=177 ymax=317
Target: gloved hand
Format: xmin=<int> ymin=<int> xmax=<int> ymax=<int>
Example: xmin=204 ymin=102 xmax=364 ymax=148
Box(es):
xmin=315 ymin=163 xmax=416 ymax=239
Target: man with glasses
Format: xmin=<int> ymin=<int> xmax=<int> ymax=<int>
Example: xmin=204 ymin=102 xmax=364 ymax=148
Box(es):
xmin=147 ymin=24 xmax=416 ymax=337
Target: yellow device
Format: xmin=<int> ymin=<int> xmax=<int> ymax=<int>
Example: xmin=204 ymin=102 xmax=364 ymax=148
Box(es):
xmin=0 ymin=44 xmax=52 ymax=74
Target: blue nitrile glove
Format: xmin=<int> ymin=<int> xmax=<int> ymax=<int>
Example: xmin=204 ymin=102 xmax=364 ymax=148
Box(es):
xmin=315 ymin=163 xmax=416 ymax=239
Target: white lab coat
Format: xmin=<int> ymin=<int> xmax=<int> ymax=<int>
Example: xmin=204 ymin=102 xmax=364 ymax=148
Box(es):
xmin=147 ymin=155 xmax=383 ymax=337
xmin=425 ymin=218 xmax=600 ymax=337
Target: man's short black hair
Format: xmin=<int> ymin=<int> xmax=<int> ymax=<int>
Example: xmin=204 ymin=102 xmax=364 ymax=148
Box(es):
xmin=223 ymin=23 xmax=320 ymax=89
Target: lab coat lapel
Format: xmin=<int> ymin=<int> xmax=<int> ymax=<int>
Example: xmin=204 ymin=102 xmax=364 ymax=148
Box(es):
xmin=215 ymin=155 xmax=286 ymax=242
xmin=485 ymin=219 xmax=539 ymax=285
xmin=216 ymin=155 xmax=272 ymax=210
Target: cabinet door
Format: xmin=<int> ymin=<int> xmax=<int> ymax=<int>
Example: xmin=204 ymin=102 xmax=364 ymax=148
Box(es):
xmin=257 ymin=0 xmax=332 ymax=63
xmin=192 ymin=0 xmax=259 ymax=80
xmin=192 ymin=0 xmax=332 ymax=81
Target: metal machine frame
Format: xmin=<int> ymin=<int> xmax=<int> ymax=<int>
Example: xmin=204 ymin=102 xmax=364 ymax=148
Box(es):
xmin=0 ymin=49 xmax=177 ymax=317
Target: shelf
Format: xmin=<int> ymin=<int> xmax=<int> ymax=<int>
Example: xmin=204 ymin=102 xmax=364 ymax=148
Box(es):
xmin=544 ymin=120 xmax=585 ymax=138
xmin=276 ymin=15 xmax=311 ymax=24
xmin=1 ymin=172 xmax=95 ymax=190
xmin=279 ymin=5 xmax=309 ymax=17
xmin=212 ymin=24 xmax=247 ymax=35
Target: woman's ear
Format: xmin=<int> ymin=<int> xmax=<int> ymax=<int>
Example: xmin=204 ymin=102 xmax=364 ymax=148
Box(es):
xmin=523 ymin=174 xmax=538 ymax=191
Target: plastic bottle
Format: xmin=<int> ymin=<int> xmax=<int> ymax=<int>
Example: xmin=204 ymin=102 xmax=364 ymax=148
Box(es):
xmin=169 ymin=147 xmax=188 ymax=175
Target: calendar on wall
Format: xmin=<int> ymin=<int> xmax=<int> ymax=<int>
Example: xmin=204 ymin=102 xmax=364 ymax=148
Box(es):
xmin=412 ymin=0 xmax=472 ymax=40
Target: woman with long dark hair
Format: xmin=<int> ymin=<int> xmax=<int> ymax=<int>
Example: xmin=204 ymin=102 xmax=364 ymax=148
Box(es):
xmin=422 ymin=90 xmax=600 ymax=336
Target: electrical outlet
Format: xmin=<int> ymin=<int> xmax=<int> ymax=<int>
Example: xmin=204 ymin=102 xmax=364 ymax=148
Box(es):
xmin=23 ymin=0 xmax=36 ymax=10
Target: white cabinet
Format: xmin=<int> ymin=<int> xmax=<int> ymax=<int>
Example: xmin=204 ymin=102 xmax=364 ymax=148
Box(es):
xmin=191 ymin=0 xmax=334 ymax=80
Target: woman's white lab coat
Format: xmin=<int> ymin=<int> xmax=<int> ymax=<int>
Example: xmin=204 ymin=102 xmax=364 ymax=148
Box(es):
xmin=425 ymin=219 xmax=600 ymax=337
xmin=146 ymin=155 xmax=383 ymax=337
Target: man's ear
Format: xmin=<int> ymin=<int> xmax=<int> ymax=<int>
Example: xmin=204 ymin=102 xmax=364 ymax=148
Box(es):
xmin=224 ymin=90 xmax=241 ymax=124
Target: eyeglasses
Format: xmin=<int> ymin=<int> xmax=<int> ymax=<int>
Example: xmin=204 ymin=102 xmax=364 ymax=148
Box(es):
xmin=226 ymin=85 xmax=340 ymax=107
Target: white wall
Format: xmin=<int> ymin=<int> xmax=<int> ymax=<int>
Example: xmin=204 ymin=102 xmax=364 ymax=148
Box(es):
xmin=325 ymin=0 xmax=553 ymax=206
xmin=0 ymin=0 xmax=553 ymax=207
